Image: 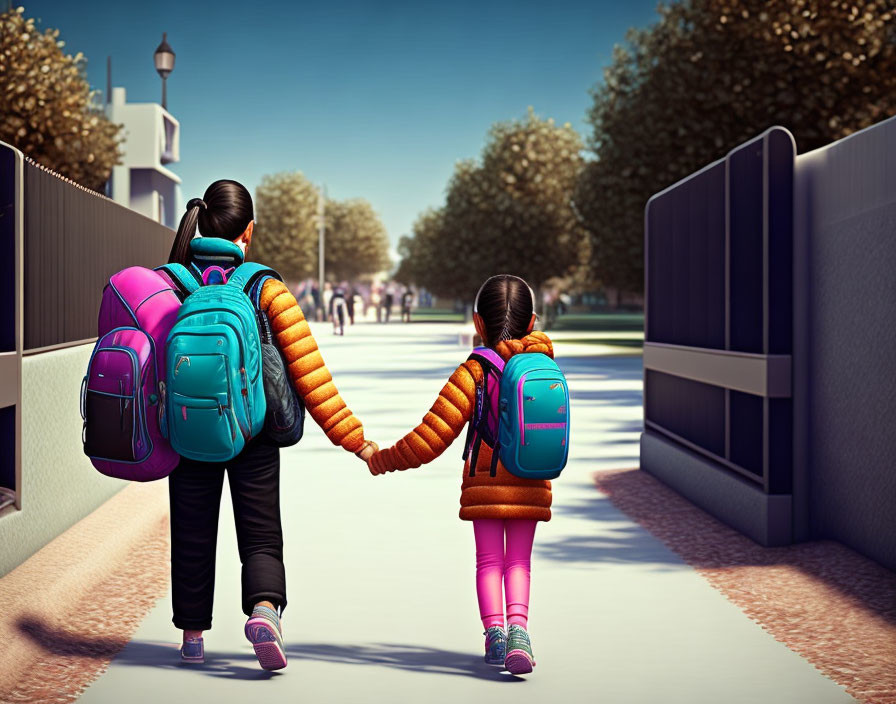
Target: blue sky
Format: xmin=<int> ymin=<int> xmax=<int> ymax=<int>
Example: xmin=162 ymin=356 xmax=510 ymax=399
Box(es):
xmin=25 ymin=0 xmax=660 ymax=244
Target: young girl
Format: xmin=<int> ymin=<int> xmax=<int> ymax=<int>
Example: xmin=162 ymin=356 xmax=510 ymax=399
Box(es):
xmin=367 ymin=274 xmax=553 ymax=675
xmin=166 ymin=180 xmax=376 ymax=669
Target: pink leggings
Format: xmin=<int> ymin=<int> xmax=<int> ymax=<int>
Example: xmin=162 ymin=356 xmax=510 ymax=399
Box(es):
xmin=473 ymin=519 xmax=537 ymax=630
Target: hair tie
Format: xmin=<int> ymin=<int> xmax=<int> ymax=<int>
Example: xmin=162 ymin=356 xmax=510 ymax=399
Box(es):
xmin=187 ymin=198 xmax=207 ymax=212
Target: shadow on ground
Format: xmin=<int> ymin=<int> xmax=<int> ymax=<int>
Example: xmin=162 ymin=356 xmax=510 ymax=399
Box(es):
xmin=287 ymin=642 xmax=524 ymax=681
xmin=588 ymin=469 xmax=896 ymax=625
xmin=554 ymin=355 xmax=643 ymax=381
xmin=16 ymin=618 xmax=522 ymax=683
xmin=15 ymin=618 xmax=277 ymax=681
xmin=536 ymin=480 xmax=683 ymax=569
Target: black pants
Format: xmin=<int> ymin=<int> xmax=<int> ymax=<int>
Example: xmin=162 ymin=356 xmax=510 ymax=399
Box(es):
xmin=169 ymin=439 xmax=286 ymax=631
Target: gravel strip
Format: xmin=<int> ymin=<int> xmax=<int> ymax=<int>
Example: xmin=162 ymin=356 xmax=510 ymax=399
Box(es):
xmin=2 ymin=515 xmax=170 ymax=703
xmin=593 ymin=468 xmax=896 ymax=704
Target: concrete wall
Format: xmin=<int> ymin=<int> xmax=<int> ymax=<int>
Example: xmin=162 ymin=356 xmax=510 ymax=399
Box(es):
xmin=0 ymin=345 xmax=125 ymax=575
xmin=642 ymin=116 xmax=896 ymax=571
xmin=794 ymin=115 xmax=896 ymax=571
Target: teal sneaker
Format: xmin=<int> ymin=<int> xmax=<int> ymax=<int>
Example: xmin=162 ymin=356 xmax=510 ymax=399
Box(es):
xmin=483 ymin=626 xmax=507 ymax=665
xmin=505 ymin=624 xmax=535 ymax=674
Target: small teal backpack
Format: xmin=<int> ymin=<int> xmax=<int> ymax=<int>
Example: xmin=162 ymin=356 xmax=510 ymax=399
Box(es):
xmin=462 ymin=346 xmax=569 ymax=480
xmin=160 ymin=259 xmax=277 ymax=462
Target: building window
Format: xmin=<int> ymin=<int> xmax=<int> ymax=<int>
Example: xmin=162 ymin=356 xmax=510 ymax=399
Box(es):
xmin=161 ymin=115 xmax=177 ymax=165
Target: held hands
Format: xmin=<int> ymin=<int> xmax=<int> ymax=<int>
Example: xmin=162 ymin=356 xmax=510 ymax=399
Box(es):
xmin=354 ymin=440 xmax=397 ymax=475
xmin=355 ymin=440 xmax=378 ymax=463
xmin=355 ymin=440 xmax=387 ymax=476
xmin=356 ymin=443 xmax=388 ymax=476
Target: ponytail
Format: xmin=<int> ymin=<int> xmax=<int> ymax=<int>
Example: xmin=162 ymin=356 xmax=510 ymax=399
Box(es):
xmin=168 ymin=198 xmax=207 ymax=265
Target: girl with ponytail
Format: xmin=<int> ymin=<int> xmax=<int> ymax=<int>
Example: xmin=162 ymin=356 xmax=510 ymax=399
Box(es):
xmin=167 ymin=180 xmax=376 ymax=670
xmin=366 ymin=274 xmax=554 ymax=675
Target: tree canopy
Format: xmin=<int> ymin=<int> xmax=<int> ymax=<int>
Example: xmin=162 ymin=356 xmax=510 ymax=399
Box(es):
xmin=254 ymin=171 xmax=390 ymax=282
xmin=253 ymin=171 xmax=320 ymax=280
xmin=397 ymin=109 xmax=587 ymax=305
xmin=576 ymin=0 xmax=896 ymax=294
xmin=0 ymin=7 xmax=121 ymax=191
xmin=324 ymin=198 xmax=391 ymax=282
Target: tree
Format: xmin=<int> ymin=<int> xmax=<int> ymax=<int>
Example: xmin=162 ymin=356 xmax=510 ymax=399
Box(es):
xmin=324 ymin=198 xmax=391 ymax=282
xmin=577 ymin=0 xmax=896 ymax=294
xmin=478 ymin=109 xmax=587 ymax=296
xmin=393 ymin=208 xmax=448 ymax=290
xmin=0 ymin=6 xmax=121 ymax=191
xmin=253 ymin=171 xmax=319 ymax=280
xmin=397 ymin=110 xmax=587 ymax=309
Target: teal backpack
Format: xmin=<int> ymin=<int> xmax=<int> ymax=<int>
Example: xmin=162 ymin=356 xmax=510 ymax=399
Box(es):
xmin=160 ymin=259 xmax=277 ymax=462
xmin=462 ymin=347 xmax=570 ymax=480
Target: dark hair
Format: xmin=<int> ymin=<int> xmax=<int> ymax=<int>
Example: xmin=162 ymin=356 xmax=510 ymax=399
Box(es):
xmin=168 ymin=179 xmax=254 ymax=265
xmin=474 ymin=274 xmax=535 ymax=345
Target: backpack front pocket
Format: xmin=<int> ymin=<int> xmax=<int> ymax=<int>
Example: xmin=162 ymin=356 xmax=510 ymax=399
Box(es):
xmin=168 ymin=391 xmax=238 ymax=461
xmin=515 ymin=375 xmax=569 ymax=477
xmin=83 ymin=342 xmax=151 ymax=463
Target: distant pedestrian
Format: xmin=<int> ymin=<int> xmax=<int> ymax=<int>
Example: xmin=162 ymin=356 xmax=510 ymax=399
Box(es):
xmin=401 ymin=287 xmax=414 ymax=323
xmin=383 ymin=289 xmax=394 ymax=323
xmin=330 ymin=284 xmax=348 ymax=335
xmin=372 ymin=288 xmax=382 ymax=323
xmin=347 ymin=286 xmax=358 ymax=325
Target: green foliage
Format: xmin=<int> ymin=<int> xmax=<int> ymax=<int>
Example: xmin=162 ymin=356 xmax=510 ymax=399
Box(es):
xmin=324 ymin=198 xmax=391 ymax=281
xmin=254 ymin=171 xmax=390 ymax=282
xmin=0 ymin=6 xmax=122 ymax=191
xmin=398 ymin=109 xmax=587 ymax=303
xmin=577 ymin=0 xmax=896 ymax=294
xmin=253 ymin=171 xmax=320 ymax=280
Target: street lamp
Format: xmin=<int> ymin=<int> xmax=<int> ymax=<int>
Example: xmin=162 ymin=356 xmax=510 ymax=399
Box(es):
xmin=318 ymin=184 xmax=327 ymax=320
xmin=153 ymin=32 xmax=175 ymax=110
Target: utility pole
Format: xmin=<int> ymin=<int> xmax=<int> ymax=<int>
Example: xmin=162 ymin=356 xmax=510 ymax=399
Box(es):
xmin=318 ymin=184 xmax=326 ymax=319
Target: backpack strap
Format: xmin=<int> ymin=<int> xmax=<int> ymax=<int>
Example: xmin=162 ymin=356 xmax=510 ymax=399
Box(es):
xmin=230 ymin=265 xmax=283 ymax=344
xmin=155 ymin=263 xmax=200 ymax=297
xmin=249 ymin=274 xmax=276 ymax=344
xmin=462 ymin=348 xmax=505 ymax=477
xmin=469 ymin=346 xmax=506 ymax=373
xmin=226 ymin=262 xmax=282 ymax=295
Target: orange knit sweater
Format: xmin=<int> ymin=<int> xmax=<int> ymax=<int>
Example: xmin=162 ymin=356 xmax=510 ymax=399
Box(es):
xmin=259 ymin=278 xmax=365 ymax=453
xmin=369 ymin=331 xmax=554 ymax=521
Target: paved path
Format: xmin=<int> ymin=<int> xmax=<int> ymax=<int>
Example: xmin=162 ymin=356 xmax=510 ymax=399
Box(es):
xmin=79 ymin=323 xmax=854 ymax=703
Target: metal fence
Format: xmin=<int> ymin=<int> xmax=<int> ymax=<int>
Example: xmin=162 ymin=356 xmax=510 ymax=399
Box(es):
xmin=641 ymin=119 xmax=896 ymax=570
xmin=22 ymin=153 xmax=173 ymax=352
xmin=1 ymin=140 xmax=173 ymax=520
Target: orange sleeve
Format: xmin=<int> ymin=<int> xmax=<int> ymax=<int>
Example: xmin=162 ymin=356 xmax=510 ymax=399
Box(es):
xmin=260 ymin=278 xmax=365 ymax=452
xmin=369 ymin=360 xmax=482 ymax=474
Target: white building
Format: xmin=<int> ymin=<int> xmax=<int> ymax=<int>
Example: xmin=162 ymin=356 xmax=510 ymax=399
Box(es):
xmin=105 ymin=87 xmax=181 ymax=229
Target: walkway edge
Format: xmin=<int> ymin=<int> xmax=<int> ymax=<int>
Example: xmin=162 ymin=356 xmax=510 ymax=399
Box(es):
xmin=0 ymin=480 xmax=168 ymax=695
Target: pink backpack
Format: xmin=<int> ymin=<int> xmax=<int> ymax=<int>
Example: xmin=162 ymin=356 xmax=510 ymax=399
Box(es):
xmin=80 ymin=264 xmax=196 ymax=481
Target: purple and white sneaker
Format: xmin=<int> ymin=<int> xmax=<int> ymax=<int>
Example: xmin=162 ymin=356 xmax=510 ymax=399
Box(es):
xmin=505 ymin=624 xmax=535 ymax=675
xmin=244 ymin=604 xmax=287 ymax=671
xmin=180 ymin=636 xmax=204 ymax=664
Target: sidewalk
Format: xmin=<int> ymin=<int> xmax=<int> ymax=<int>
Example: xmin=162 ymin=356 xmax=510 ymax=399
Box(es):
xmin=11 ymin=322 xmax=856 ymax=703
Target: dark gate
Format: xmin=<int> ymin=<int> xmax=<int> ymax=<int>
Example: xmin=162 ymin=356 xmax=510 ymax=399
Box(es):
xmin=641 ymin=127 xmax=795 ymax=546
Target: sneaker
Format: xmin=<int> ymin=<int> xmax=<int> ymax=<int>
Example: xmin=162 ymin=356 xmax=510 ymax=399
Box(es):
xmin=505 ymin=624 xmax=535 ymax=674
xmin=483 ymin=626 xmax=507 ymax=665
xmin=180 ymin=636 xmax=204 ymax=664
xmin=244 ymin=604 xmax=287 ymax=671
